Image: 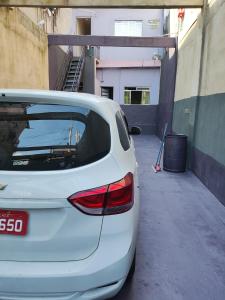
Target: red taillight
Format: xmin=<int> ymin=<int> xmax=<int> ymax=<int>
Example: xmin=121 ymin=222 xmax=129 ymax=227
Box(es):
xmin=68 ymin=173 xmax=134 ymax=215
xmin=105 ymin=173 xmax=133 ymax=215
xmin=68 ymin=185 xmax=108 ymax=215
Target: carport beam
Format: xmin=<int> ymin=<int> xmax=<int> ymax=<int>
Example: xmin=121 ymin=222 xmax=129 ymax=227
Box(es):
xmin=48 ymin=35 xmax=177 ymax=49
xmin=0 ymin=0 xmax=203 ymax=8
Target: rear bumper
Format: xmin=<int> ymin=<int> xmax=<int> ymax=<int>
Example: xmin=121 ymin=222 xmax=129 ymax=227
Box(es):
xmin=0 ymin=279 xmax=126 ymax=300
xmin=0 ymin=249 xmax=131 ymax=299
xmin=0 ymin=206 xmax=139 ymax=299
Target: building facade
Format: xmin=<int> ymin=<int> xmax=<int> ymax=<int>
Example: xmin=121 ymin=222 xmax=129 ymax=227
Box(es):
xmin=73 ymin=9 xmax=164 ymax=105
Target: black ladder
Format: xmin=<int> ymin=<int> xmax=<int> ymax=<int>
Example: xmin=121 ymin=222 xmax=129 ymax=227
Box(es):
xmin=63 ymin=47 xmax=85 ymax=92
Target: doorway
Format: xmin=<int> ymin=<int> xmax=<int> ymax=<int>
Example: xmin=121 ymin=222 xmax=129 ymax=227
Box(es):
xmin=76 ymin=18 xmax=91 ymax=35
xmin=76 ymin=18 xmax=91 ymax=55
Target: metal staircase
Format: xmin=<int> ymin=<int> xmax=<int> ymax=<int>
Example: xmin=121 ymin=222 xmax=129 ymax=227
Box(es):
xmin=63 ymin=47 xmax=85 ymax=92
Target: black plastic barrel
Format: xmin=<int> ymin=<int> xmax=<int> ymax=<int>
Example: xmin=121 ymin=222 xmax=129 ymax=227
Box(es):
xmin=163 ymin=134 xmax=187 ymax=173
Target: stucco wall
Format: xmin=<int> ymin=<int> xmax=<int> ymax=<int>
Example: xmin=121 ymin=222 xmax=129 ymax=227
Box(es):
xmin=174 ymin=17 xmax=202 ymax=102
xmin=20 ymin=7 xmax=73 ymax=53
xmin=96 ymin=68 xmax=160 ymax=104
xmin=73 ymin=9 xmax=164 ymax=60
xmin=0 ymin=8 xmax=49 ymax=89
xmin=173 ymin=0 xmax=225 ymax=204
xmin=173 ymin=16 xmax=202 ymax=144
xmin=20 ymin=7 xmax=73 ymax=35
xmin=48 ymin=45 xmax=69 ymax=90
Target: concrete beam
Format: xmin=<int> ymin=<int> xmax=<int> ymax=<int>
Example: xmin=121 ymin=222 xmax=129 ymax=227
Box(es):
xmin=48 ymin=35 xmax=177 ymax=48
xmin=96 ymin=60 xmax=161 ymax=68
xmin=0 ymin=0 xmax=203 ymax=8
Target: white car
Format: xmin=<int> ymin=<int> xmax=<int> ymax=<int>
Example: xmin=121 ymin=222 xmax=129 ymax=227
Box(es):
xmin=0 ymin=90 xmax=140 ymax=300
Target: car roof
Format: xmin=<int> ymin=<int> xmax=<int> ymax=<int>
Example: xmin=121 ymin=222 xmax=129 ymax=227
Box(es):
xmin=0 ymin=89 xmax=121 ymax=118
xmin=0 ymin=89 xmax=112 ymax=104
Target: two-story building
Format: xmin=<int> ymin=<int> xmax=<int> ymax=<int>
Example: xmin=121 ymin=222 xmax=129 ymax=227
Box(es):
xmin=73 ymin=9 xmax=164 ymax=106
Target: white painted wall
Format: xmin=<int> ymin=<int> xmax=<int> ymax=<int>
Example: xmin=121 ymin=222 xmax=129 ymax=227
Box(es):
xmin=96 ymin=68 xmax=160 ymax=105
xmin=169 ymin=8 xmax=201 ymax=40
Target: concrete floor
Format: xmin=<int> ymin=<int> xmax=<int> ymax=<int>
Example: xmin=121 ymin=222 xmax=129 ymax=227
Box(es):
xmin=113 ymin=135 xmax=225 ymax=300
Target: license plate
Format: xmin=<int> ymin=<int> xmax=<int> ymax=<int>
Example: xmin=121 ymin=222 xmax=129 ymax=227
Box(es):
xmin=0 ymin=209 xmax=29 ymax=236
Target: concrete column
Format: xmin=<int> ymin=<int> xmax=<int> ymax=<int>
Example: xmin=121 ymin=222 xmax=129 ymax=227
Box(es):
xmin=83 ymin=47 xmax=96 ymax=94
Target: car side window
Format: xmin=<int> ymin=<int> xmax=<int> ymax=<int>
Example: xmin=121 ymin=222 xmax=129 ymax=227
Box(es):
xmin=121 ymin=113 xmax=130 ymax=139
xmin=116 ymin=111 xmax=130 ymax=151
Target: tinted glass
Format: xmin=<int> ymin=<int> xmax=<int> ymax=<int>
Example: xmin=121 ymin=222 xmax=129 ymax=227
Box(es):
xmin=116 ymin=111 xmax=130 ymax=151
xmin=120 ymin=111 xmax=130 ymax=138
xmin=0 ymin=102 xmax=110 ymax=171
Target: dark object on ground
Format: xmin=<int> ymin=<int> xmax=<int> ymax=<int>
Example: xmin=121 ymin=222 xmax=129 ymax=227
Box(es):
xmin=129 ymin=126 xmax=142 ymax=135
xmin=163 ymin=134 xmax=187 ymax=172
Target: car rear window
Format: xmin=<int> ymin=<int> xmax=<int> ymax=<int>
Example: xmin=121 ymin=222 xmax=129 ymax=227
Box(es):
xmin=0 ymin=102 xmax=110 ymax=171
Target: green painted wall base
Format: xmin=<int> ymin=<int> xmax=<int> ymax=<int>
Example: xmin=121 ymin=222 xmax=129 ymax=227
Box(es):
xmin=173 ymin=92 xmax=225 ymax=205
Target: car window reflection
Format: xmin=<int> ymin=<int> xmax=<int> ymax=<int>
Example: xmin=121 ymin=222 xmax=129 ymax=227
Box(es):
xmin=0 ymin=102 xmax=110 ymax=171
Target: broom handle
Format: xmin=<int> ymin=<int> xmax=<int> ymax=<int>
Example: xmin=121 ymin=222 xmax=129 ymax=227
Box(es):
xmin=156 ymin=123 xmax=168 ymax=165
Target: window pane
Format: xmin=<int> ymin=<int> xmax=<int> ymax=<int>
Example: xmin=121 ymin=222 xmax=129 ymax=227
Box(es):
xmin=0 ymin=102 xmax=110 ymax=171
xmin=142 ymin=91 xmax=150 ymax=104
xmin=116 ymin=112 xmax=130 ymax=151
xmin=115 ymin=21 xmax=142 ymax=37
xmin=124 ymin=88 xmax=150 ymax=105
xmin=124 ymin=91 xmax=131 ymax=104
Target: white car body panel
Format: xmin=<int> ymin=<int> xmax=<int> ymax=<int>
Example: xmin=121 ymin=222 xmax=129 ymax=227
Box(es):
xmin=0 ymin=89 xmax=140 ymax=299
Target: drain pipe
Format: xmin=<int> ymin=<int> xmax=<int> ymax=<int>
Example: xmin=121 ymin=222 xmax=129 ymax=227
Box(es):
xmin=191 ymin=0 xmax=208 ymax=166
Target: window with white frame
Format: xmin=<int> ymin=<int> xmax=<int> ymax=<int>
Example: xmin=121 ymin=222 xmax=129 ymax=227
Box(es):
xmin=114 ymin=21 xmax=143 ymax=37
xmin=124 ymin=87 xmax=150 ymax=105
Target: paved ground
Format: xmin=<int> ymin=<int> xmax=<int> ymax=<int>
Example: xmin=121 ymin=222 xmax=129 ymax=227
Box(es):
xmin=113 ymin=135 xmax=225 ymax=300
